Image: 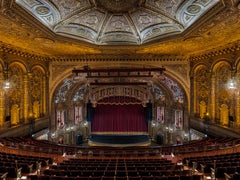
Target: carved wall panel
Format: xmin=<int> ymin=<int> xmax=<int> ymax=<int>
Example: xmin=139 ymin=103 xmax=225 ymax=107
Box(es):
xmin=194 ymin=65 xmax=210 ymax=118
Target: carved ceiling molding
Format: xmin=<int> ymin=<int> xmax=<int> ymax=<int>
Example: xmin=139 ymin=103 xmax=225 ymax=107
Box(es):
xmin=190 ymin=40 xmax=240 ymax=61
xmin=1 ymin=38 xmax=240 ymax=63
xmin=51 ymin=54 xmax=186 ymax=62
xmin=0 ymin=40 xmax=185 ymax=63
xmin=1 ymin=39 xmax=240 ymax=65
xmin=0 ymin=41 xmax=49 ymax=61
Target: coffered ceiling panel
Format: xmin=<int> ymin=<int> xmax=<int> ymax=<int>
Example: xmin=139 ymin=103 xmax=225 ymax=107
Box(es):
xmin=15 ymin=0 xmax=220 ymax=45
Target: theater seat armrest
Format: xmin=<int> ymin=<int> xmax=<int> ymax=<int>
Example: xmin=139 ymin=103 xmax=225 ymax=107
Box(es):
xmin=28 ymin=164 xmax=33 ymax=173
xmin=17 ymin=167 xmax=22 ymax=178
xmin=0 ymin=172 xmax=8 ymax=180
xmin=210 ymin=167 xmax=215 ymax=179
xmin=200 ymin=164 xmax=205 ymax=173
xmin=224 ymin=173 xmax=232 ymax=180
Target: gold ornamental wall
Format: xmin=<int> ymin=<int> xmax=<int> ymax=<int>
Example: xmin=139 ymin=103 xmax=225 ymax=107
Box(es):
xmin=0 ymin=51 xmax=49 ymax=128
xmin=190 ymin=43 xmax=240 ymax=128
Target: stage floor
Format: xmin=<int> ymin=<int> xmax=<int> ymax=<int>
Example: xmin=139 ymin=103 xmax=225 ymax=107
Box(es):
xmin=88 ymin=134 xmax=151 ymax=147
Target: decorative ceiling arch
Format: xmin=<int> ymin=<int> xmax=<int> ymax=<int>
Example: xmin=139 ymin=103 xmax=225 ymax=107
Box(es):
xmin=53 ymin=71 xmax=186 ymax=107
xmin=16 ymin=0 xmax=220 ymax=45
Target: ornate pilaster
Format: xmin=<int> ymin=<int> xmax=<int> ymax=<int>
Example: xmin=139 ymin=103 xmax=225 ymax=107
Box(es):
xmin=0 ymin=72 xmax=4 ymax=127
xmin=23 ymin=73 xmax=29 ymax=123
xmin=210 ymin=73 xmax=216 ymax=123
xmin=190 ymin=75 xmax=195 ymax=118
xmin=236 ymin=71 xmax=240 ymax=127
xmin=43 ymin=74 xmax=48 ymax=116
xmin=28 ymin=72 xmax=33 ymax=118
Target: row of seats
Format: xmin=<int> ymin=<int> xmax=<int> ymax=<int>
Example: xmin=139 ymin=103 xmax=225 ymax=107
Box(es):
xmin=33 ymin=157 xmax=195 ymax=180
xmin=183 ymin=152 xmax=240 ymax=179
xmin=1 ymin=136 xmax=240 ymax=180
xmin=0 ymin=151 xmax=53 ymax=179
xmin=1 ymin=136 xmax=239 ymax=156
xmin=28 ymin=174 xmax=203 ymax=180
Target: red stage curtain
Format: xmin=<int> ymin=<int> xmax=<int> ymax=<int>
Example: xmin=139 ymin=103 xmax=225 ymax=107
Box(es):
xmin=91 ymin=97 xmax=147 ymax=133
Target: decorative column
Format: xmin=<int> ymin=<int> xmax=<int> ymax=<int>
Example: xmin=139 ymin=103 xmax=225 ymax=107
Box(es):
xmin=28 ymin=73 xmax=33 ymax=118
xmin=41 ymin=76 xmax=47 ymax=115
xmin=210 ymin=73 xmax=216 ymax=123
xmin=191 ymin=75 xmax=196 ymax=117
xmin=0 ymin=72 xmax=4 ymax=127
xmin=43 ymin=74 xmax=48 ymax=116
xmin=235 ymin=71 xmax=240 ymax=127
xmin=23 ymin=73 xmax=29 ymax=123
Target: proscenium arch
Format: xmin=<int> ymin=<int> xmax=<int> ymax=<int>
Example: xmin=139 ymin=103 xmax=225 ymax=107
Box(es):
xmin=154 ymin=74 xmax=188 ymax=129
xmin=165 ymin=67 xmax=190 ymax=113
xmin=50 ymin=67 xmax=188 ymax=107
xmin=49 ymin=68 xmax=77 ymax=113
xmin=51 ymin=69 xmax=188 ymax=126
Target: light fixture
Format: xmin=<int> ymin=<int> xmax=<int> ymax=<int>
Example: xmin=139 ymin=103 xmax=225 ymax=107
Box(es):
xmin=228 ymin=78 xmax=236 ymax=89
xmin=3 ymin=80 xmax=10 ymax=89
xmin=3 ymin=62 xmax=11 ymax=89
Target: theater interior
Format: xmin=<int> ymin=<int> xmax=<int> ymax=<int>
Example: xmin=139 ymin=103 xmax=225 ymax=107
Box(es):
xmin=1 ymin=0 xmax=240 ymax=179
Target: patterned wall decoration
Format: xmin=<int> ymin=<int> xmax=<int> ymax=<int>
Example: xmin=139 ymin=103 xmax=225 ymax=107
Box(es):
xmin=31 ymin=67 xmax=45 ymax=118
xmin=214 ymin=62 xmax=231 ymax=124
xmin=54 ymin=78 xmax=74 ymax=104
xmin=194 ymin=65 xmax=210 ymax=118
xmin=159 ymin=75 xmax=185 ymax=103
xmin=215 ymin=63 xmax=231 ymax=106
xmin=7 ymin=64 xmax=24 ymax=125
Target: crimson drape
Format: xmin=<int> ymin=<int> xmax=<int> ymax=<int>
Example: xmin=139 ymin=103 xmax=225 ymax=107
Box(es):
xmin=91 ymin=98 xmax=147 ymax=133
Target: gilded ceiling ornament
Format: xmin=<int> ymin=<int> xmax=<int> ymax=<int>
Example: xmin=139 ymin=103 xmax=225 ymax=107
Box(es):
xmin=15 ymin=0 xmax=220 ymax=45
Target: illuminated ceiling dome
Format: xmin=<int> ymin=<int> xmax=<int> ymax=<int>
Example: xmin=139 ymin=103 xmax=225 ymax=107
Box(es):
xmin=16 ymin=0 xmax=219 ymax=45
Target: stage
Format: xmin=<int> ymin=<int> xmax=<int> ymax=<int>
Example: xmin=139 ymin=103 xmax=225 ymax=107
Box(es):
xmin=88 ymin=134 xmax=151 ymax=147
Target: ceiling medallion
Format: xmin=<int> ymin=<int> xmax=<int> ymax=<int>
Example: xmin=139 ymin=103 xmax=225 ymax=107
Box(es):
xmin=95 ymin=0 xmax=143 ymax=13
xmin=35 ymin=5 xmax=50 ymax=15
xmin=186 ymin=5 xmax=201 ymax=14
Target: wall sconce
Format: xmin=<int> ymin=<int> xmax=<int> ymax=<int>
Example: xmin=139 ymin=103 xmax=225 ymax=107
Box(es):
xmin=228 ymin=78 xmax=236 ymax=89
xmin=3 ymin=62 xmax=11 ymax=89
xmin=4 ymin=80 xmax=10 ymax=89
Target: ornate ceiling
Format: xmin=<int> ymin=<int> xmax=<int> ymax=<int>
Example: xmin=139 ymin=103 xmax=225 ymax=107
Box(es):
xmin=0 ymin=0 xmax=239 ymax=57
xmin=15 ymin=0 xmax=219 ymax=45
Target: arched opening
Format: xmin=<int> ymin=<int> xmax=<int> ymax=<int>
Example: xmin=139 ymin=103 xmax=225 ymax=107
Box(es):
xmin=91 ymin=96 xmax=148 ymax=133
